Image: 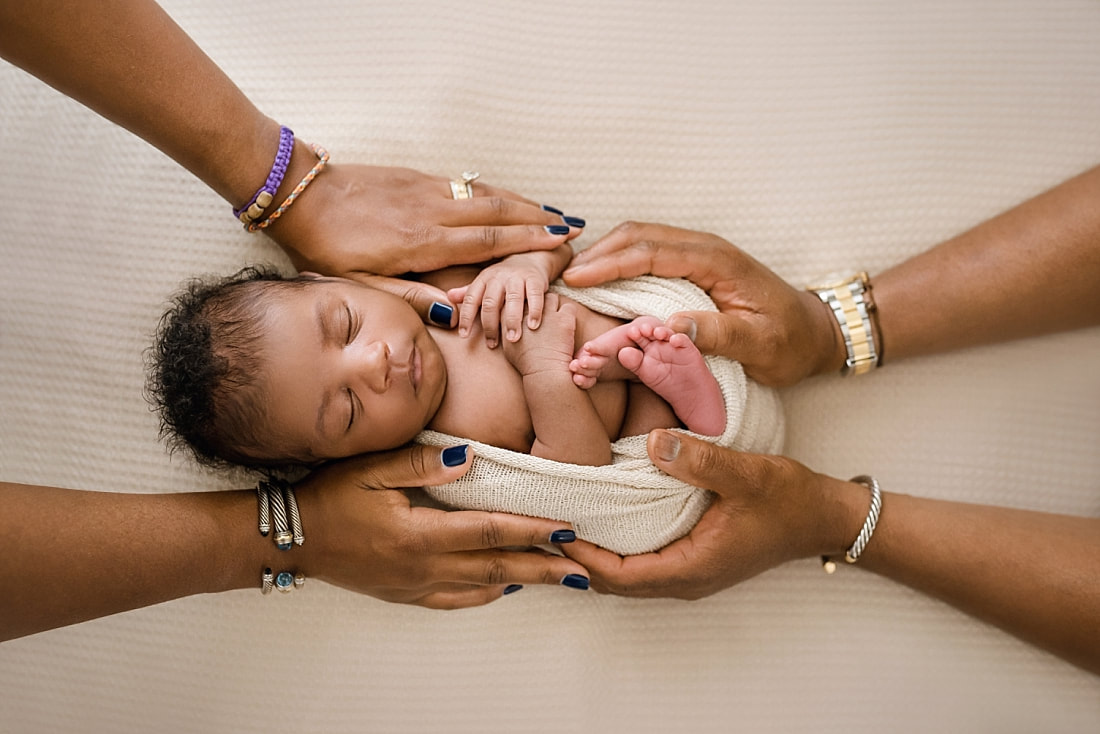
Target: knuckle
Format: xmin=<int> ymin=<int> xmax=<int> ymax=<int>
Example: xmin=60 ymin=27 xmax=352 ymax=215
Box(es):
xmin=478 ymin=516 xmax=507 ymax=549
xmin=613 ymin=220 xmax=644 ymax=237
xmin=488 ymin=195 xmax=511 ymax=219
xmin=481 ymin=556 xmax=509 ymax=586
xmin=480 ymin=225 xmax=503 ymax=254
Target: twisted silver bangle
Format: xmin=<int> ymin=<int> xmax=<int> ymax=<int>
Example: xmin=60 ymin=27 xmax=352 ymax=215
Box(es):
xmin=264 ymin=480 xmax=293 ymax=551
xmin=282 ymin=482 xmax=305 ymax=547
xmin=256 ymin=483 xmax=271 ymax=537
xmin=822 ymin=475 xmax=882 ymax=574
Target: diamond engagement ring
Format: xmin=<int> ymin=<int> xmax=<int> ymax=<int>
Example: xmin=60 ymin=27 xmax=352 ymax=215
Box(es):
xmin=449 ymin=171 xmax=479 ymax=199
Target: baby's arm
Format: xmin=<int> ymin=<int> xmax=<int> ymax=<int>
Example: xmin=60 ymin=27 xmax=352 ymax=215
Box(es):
xmin=448 ymin=244 xmax=574 ymax=348
xmin=503 ymin=294 xmax=612 ymax=466
xmin=572 ymin=317 xmax=726 ymax=436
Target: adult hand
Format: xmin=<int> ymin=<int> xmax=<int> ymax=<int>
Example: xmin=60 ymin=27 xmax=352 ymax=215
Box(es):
xmin=562 ymin=222 xmax=841 ymax=387
xmin=295 ymin=443 xmax=590 ymax=609
xmin=560 ymin=430 xmax=859 ymax=599
xmin=268 ymin=163 xmax=581 ymax=327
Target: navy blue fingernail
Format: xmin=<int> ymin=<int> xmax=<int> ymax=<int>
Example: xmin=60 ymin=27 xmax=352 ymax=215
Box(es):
xmin=550 ymin=529 xmax=576 ymax=544
xmin=441 ymin=444 xmax=469 ymax=467
xmin=560 ymin=574 xmax=590 ymax=590
xmin=429 ymin=301 xmax=454 ymax=326
xmin=503 ymin=584 xmax=524 ymax=595
xmin=563 ymin=216 xmax=586 ymax=228
xmin=545 ymin=225 xmax=570 ymax=236
xmin=541 ymin=204 xmax=564 ymax=215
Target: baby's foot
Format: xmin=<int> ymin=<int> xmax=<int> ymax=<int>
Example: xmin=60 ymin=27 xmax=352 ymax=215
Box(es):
xmin=570 ymin=316 xmax=665 ymax=388
xmin=616 ymin=320 xmax=727 ymax=436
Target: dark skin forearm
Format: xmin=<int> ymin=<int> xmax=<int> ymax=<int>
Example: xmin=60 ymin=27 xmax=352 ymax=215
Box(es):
xmin=856 ymin=487 xmax=1100 ymax=674
xmin=873 ymin=164 xmax=1100 ymax=363
xmin=0 ymin=0 xmax=285 ymax=208
xmin=1 ymin=481 xmax=266 ymax=641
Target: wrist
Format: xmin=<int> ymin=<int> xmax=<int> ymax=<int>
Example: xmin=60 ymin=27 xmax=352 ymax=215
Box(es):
xmin=808 ymin=474 xmax=873 ymax=559
xmin=206 ymin=488 xmax=279 ymax=592
xmin=802 ymin=289 xmax=847 ymax=377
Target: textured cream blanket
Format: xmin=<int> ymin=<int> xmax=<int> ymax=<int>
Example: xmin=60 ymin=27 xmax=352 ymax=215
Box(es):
xmin=417 ymin=275 xmax=785 ymax=555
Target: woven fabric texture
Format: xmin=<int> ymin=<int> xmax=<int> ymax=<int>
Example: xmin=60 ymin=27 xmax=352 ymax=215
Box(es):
xmin=419 ymin=276 xmax=784 ymax=555
xmin=1 ymin=0 xmax=1098 ymax=732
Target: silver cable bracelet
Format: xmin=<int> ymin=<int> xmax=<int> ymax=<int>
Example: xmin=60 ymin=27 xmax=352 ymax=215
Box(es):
xmin=260 ymin=567 xmax=306 ymax=595
xmin=256 ymin=478 xmax=305 ymax=550
xmin=822 ymin=475 xmax=882 ymax=574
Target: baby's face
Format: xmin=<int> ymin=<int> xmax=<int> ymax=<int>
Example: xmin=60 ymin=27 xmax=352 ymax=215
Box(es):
xmin=254 ymin=277 xmax=447 ymax=462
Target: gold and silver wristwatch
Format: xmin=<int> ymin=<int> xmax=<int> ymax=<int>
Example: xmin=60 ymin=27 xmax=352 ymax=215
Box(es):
xmin=810 ymin=272 xmax=879 ymax=376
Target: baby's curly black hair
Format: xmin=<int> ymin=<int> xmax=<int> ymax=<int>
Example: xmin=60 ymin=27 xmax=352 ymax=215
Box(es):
xmin=145 ymin=265 xmax=306 ymax=471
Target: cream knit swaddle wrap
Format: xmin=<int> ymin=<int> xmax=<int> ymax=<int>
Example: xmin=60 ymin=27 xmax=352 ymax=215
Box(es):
xmin=416 ymin=276 xmax=785 ymax=555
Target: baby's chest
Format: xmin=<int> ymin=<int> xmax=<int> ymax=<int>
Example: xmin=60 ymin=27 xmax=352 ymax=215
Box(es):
xmin=434 ymin=352 xmax=533 ymax=451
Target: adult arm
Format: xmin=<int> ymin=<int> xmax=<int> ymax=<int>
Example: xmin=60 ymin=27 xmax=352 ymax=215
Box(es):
xmin=0 ymin=0 xmax=578 ymax=318
xmin=1 ymin=445 xmax=588 ymax=642
xmin=562 ymin=431 xmax=1100 ymax=675
xmin=563 ymin=165 xmax=1100 ymax=385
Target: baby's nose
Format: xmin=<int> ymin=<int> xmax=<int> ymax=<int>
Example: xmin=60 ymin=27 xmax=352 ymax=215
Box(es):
xmin=359 ymin=341 xmax=390 ymax=393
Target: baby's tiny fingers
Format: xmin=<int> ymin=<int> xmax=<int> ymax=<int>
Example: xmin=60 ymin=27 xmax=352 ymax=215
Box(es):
xmin=501 ymin=283 xmax=526 ymax=343
xmin=458 ymin=281 xmax=486 ymax=338
xmin=525 ymin=279 xmax=546 ymax=330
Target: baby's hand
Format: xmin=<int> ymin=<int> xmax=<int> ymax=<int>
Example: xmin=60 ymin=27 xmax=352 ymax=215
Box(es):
xmin=447 ymin=252 xmax=555 ymax=349
xmin=502 ymin=293 xmax=578 ymax=378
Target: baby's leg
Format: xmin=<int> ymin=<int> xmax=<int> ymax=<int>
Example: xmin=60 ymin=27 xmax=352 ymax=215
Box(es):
xmin=570 ymin=316 xmax=666 ymax=388
xmin=616 ymin=320 xmax=726 ymax=436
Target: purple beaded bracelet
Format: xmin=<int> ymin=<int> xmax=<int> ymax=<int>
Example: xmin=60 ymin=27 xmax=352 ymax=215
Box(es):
xmin=233 ymin=125 xmax=294 ymax=224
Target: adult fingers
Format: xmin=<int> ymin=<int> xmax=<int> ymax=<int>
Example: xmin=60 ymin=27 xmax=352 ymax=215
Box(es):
xmin=413 ymin=586 xmax=504 ymax=610
xmin=441 ymin=193 xmax=559 ymax=226
xmin=414 ymin=505 xmax=579 ymax=554
xmin=430 ymin=548 xmax=590 ymax=589
xmin=560 ymin=537 xmax=709 ymax=599
xmin=349 ymin=273 xmax=456 ymax=328
xmin=647 ymin=430 xmax=778 ymax=501
xmin=438 ymin=223 xmax=574 ymax=264
xmin=341 ymin=443 xmax=476 ymax=491
xmin=563 ymin=222 xmax=738 ymax=289
xmin=665 ymin=310 xmax=753 ymax=361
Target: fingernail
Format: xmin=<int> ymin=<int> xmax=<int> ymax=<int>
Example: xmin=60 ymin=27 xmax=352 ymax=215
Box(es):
xmin=507 ymin=329 xmax=519 ymax=342
xmin=503 ymin=584 xmax=524 ymax=595
xmin=549 ymin=529 xmax=576 ymax=544
xmin=672 ymin=316 xmax=697 ymax=343
xmin=429 ymin=301 xmax=454 ymax=327
xmin=560 ymin=574 xmax=590 ymax=590
xmin=562 ymin=216 xmax=586 ymax=228
xmin=541 ymin=204 xmax=564 ymax=215
xmin=652 ymin=431 xmax=681 ymax=463
xmin=545 ymin=225 xmax=570 ymax=236
xmin=441 ymin=444 xmax=469 ymax=467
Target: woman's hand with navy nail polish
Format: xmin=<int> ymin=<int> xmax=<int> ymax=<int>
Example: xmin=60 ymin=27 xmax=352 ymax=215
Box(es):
xmin=270 ymin=164 xmax=582 ymax=281
xmin=292 ymin=443 xmax=591 ymax=610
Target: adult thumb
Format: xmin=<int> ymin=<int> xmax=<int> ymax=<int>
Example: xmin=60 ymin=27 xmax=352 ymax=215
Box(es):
xmin=350 ymin=273 xmax=456 ymax=328
xmin=666 ymin=311 xmax=746 ymax=361
xmin=647 ymin=429 xmax=756 ymax=499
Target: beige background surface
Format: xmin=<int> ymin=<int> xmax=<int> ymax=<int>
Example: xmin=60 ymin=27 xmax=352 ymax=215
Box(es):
xmin=2 ymin=0 xmax=1098 ymax=731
